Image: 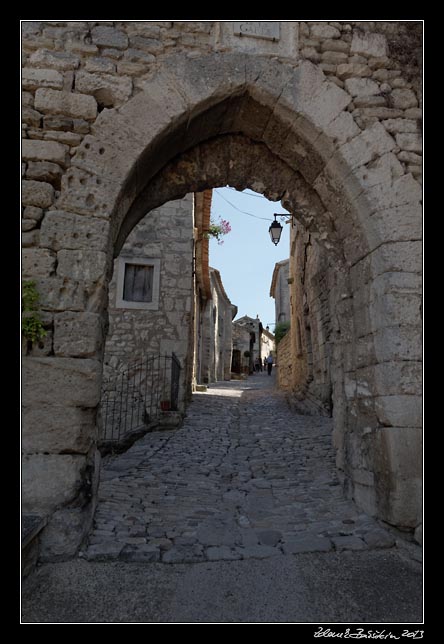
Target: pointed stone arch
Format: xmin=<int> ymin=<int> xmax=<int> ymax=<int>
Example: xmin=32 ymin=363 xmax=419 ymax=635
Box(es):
xmin=23 ymin=51 xmax=422 ymax=556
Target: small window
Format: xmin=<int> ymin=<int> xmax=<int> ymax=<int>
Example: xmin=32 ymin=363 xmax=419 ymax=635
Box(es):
xmin=116 ymin=257 xmax=160 ymax=310
xmin=123 ymin=264 xmax=153 ymax=303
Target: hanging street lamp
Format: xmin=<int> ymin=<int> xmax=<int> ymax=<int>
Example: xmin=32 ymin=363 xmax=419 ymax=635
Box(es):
xmin=269 ymin=214 xmax=283 ymax=245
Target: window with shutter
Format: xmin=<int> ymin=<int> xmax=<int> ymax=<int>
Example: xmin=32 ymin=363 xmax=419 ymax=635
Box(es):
xmin=116 ymin=257 xmax=161 ymax=310
xmin=123 ymin=264 xmax=154 ymax=302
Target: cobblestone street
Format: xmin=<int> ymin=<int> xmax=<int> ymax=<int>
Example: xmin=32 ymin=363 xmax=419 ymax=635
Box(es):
xmin=23 ymin=373 xmax=423 ymax=623
xmin=83 ymin=373 xmax=399 ymax=564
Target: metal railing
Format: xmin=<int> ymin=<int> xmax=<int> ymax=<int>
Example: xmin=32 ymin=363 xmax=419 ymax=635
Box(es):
xmin=98 ymin=353 xmax=181 ymax=447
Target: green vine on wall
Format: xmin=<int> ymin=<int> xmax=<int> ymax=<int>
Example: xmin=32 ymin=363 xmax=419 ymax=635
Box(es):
xmin=22 ymin=281 xmax=47 ymax=346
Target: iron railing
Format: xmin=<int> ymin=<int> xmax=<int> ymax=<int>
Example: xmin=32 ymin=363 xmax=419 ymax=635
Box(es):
xmin=98 ymin=353 xmax=181 ymax=447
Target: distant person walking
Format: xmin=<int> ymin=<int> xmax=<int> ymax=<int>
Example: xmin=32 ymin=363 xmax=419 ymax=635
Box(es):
xmin=266 ymin=354 xmax=273 ymax=376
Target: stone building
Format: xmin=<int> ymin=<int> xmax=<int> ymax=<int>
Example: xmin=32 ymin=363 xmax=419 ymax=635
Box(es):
xmin=197 ymin=267 xmax=236 ymax=384
xmin=232 ymin=315 xmax=264 ymax=373
xmin=102 ymin=195 xmax=194 ymax=417
xmin=270 ymin=259 xmax=291 ymax=324
xmin=261 ymin=326 xmax=275 ymax=363
xmin=21 ymin=21 xmax=422 ymax=558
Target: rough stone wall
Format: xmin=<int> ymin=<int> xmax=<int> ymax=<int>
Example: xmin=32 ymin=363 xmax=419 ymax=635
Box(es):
xmin=271 ymin=259 xmax=291 ymax=324
xmin=198 ymin=268 xmax=234 ymax=383
xmin=287 ymin=224 xmax=335 ymax=415
xmin=276 ymin=330 xmax=292 ymax=390
xmin=260 ymin=329 xmax=275 ymax=362
xmin=21 ymin=21 xmax=422 ymax=555
xmin=102 ymin=195 xmax=194 ymax=410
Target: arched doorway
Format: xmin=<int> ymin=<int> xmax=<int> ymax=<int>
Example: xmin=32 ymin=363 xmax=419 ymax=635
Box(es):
xmin=22 ymin=52 xmax=422 ymax=557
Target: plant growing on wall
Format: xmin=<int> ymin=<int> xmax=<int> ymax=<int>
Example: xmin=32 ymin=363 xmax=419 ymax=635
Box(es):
xmin=206 ymin=216 xmax=231 ymax=245
xmin=22 ymin=280 xmax=47 ymax=349
xmin=274 ymin=321 xmax=290 ymax=345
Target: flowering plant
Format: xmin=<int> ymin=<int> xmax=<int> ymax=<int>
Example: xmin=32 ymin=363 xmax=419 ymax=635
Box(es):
xmin=206 ymin=217 xmax=231 ymax=245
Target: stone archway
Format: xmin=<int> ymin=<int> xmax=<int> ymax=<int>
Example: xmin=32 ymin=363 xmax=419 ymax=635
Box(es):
xmin=22 ymin=51 xmax=422 ymax=557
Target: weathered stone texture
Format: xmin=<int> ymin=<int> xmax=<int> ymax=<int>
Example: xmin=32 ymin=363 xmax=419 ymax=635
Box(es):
xmin=22 ymin=179 xmax=54 ymax=208
xmin=22 ymin=357 xmax=102 ymax=407
xmin=350 ymin=32 xmax=388 ymax=58
xmin=34 ymin=88 xmax=97 ymax=120
xmin=22 ymin=405 xmax=97 ymax=453
xmin=21 ymin=22 xmax=422 ymax=552
xmin=54 ymin=312 xmax=104 ymax=357
xmin=22 ymin=139 xmax=69 ymax=167
xmin=40 ymin=210 xmax=110 ymax=252
xmin=75 ymin=71 xmax=133 ymax=107
xmin=22 ymin=454 xmax=86 ymax=512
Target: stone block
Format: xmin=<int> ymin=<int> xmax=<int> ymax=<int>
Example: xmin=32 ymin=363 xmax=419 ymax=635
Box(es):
xmin=354 ymin=152 xmax=404 ymax=189
xmin=41 ymin=130 xmax=82 ymax=146
xmin=39 ymin=502 xmax=95 ymax=561
xmin=362 ymin=529 xmax=395 ymax=549
xmin=29 ymin=48 xmax=80 ymax=70
xmin=336 ymin=63 xmax=372 ymax=79
xmin=351 ymin=32 xmax=387 ymax=58
xmin=26 ymin=161 xmax=63 ymax=185
xmin=373 ymin=426 xmax=422 ymax=527
xmin=353 ymin=96 xmax=386 ymax=108
xmin=43 ymin=115 xmax=74 ymax=131
xmin=374 ymin=325 xmax=422 ymax=362
xmin=321 ymin=51 xmax=348 ymax=64
xmin=54 ymin=311 xmax=103 ymax=357
xmin=390 ymin=88 xmax=418 ymax=110
xmin=375 ymin=395 xmax=422 ymax=428
xmin=57 ymin=249 xmax=108 ymax=282
xmin=33 ymin=276 xmax=86 ymax=311
xmin=363 ymin=174 xmax=422 ymax=214
xmin=22 ymin=106 xmax=42 ymax=127
xmin=382 ymin=118 xmax=418 ymax=134
xmin=35 ymin=88 xmax=97 ymax=121
xmin=22 ymin=453 xmax=86 ymax=512
xmin=358 ymin=361 xmax=422 ymax=397
xmin=21 ymin=356 xmax=102 ymax=407
xmin=84 ymin=57 xmax=116 ymax=73
xmin=320 ymin=39 xmax=349 ymax=53
xmin=324 ymin=111 xmax=361 ymax=145
xmin=22 ymin=230 xmax=40 ymax=247
xmin=344 ymin=77 xmax=380 ymax=97
xmin=22 ymin=179 xmax=54 ymax=208
xmin=332 ymin=536 xmax=367 ymax=550
xmin=339 ymin=122 xmax=396 ymax=169
xmin=369 ymin=240 xmax=422 ymax=276
xmin=75 ymin=71 xmax=133 ymax=107
xmin=22 ymin=139 xmax=69 ymax=168
xmin=91 ymin=26 xmax=129 ymax=49
xmin=22 ymin=404 xmax=96 ymax=453
xmin=40 ymin=210 xmax=111 ymax=252
xmin=395 ymin=133 xmax=422 ymax=153
xmin=22 ymin=248 xmax=56 ymax=277
xmin=22 ymin=67 xmax=64 ymax=91
xmin=310 ymin=24 xmax=341 ymax=39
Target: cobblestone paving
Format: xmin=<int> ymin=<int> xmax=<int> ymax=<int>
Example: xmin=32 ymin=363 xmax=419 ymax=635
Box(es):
xmin=83 ymin=374 xmax=397 ymax=564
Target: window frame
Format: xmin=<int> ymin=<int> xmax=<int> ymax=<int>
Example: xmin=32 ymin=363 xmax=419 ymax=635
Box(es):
xmin=115 ymin=256 xmax=161 ymax=310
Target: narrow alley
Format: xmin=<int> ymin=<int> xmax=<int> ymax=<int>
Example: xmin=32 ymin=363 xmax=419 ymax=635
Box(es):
xmin=85 ymin=373 xmax=397 ymax=563
xmin=21 ymin=373 xmax=423 ymax=623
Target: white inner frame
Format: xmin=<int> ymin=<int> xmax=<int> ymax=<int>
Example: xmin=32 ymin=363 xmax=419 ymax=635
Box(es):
xmin=116 ymin=256 xmax=161 ymax=310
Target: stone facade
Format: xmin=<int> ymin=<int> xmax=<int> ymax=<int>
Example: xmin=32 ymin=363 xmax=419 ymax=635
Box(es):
xmin=270 ymin=259 xmax=291 ymax=324
xmin=102 ymin=195 xmax=194 ymax=412
xmin=261 ymin=327 xmax=275 ymax=363
xmin=197 ymin=268 xmax=236 ymax=384
xmin=232 ymin=315 xmax=266 ymax=373
xmin=21 ymin=21 xmax=422 ymax=557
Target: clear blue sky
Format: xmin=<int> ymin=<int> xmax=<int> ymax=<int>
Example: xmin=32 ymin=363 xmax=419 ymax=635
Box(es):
xmin=208 ymin=187 xmax=290 ymax=330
